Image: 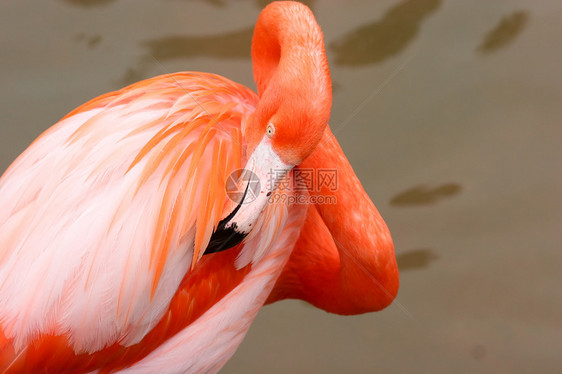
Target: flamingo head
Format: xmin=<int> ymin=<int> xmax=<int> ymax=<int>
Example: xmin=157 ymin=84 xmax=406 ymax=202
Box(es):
xmin=205 ymin=80 xmax=331 ymax=255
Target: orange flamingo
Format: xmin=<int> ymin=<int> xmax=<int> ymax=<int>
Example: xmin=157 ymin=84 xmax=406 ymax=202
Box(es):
xmin=0 ymin=2 xmax=398 ymax=372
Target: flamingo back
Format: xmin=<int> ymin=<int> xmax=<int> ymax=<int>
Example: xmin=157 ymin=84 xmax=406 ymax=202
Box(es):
xmin=0 ymin=72 xmax=295 ymax=371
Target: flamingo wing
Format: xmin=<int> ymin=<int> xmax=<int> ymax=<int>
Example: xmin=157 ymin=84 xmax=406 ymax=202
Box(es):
xmin=0 ymin=72 xmax=279 ymax=371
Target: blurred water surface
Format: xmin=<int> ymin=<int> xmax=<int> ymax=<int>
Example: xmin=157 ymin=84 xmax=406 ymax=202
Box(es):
xmin=1 ymin=0 xmax=561 ymax=373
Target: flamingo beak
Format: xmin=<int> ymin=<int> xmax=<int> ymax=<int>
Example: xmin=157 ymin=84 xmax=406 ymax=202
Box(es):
xmin=204 ymin=137 xmax=292 ymax=254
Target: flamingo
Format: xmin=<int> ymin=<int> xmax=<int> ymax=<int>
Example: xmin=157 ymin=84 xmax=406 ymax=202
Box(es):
xmin=0 ymin=2 xmax=398 ymax=372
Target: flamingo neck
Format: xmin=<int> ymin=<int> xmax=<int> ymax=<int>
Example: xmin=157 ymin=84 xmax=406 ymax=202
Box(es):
xmin=300 ymin=129 xmax=399 ymax=312
xmin=251 ymin=1 xmax=331 ymax=99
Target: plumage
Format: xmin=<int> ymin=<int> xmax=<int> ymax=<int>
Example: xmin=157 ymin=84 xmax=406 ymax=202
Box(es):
xmin=0 ymin=2 xmax=398 ymax=372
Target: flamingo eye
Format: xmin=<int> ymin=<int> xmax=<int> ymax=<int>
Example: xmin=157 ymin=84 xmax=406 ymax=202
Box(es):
xmin=266 ymin=124 xmax=275 ymax=138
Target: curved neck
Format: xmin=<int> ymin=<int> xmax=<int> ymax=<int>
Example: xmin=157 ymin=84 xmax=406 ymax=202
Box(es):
xmin=298 ymin=128 xmax=399 ymax=313
xmin=251 ymin=2 xmax=331 ymax=98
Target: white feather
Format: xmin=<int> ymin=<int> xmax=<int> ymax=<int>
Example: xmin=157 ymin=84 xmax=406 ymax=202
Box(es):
xmin=118 ymin=202 xmax=307 ymax=374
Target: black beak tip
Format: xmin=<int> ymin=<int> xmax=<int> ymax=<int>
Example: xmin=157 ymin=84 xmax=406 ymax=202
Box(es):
xmin=204 ymin=223 xmax=248 ymax=254
xmin=204 ymin=175 xmax=251 ymax=255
